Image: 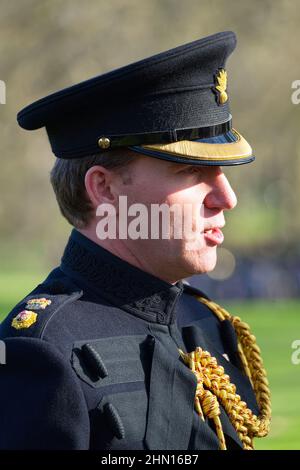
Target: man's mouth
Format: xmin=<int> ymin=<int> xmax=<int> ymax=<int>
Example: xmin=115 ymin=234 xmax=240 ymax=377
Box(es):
xmin=203 ymin=226 xmax=224 ymax=246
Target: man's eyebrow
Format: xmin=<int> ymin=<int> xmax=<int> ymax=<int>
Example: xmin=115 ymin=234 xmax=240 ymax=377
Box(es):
xmin=168 ymin=162 xmax=193 ymax=170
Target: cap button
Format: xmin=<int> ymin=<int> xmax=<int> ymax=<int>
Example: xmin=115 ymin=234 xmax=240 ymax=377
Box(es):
xmin=98 ymin=137 xmax=111 ymax=149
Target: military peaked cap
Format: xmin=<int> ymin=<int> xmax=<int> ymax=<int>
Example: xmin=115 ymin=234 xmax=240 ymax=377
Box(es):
xmin=17 ymin=31 xmax=254 ymax=166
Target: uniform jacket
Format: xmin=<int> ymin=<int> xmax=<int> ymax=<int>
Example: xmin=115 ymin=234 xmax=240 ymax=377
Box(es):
xmin=0 ymin=229 xmax=259 ymax=450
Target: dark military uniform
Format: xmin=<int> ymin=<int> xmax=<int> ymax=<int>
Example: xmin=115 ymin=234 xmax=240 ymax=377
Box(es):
xmin=0 ymin=230 xmax=259 ymax=450
xmin=0 ymin=31 xmax=268 ymax=450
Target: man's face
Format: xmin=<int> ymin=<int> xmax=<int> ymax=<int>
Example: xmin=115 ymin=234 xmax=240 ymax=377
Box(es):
xmin=112 ymin=155 xmax=237 ymax=283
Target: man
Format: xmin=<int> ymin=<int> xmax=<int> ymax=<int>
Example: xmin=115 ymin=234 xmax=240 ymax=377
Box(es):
xmin=0 ymin=31 xmax=271 ymax=450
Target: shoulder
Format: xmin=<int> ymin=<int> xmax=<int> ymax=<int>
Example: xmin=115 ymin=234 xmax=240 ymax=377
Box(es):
xmin=182 ymin=279 xmax=211 ymax=300
xmin=0 ymin=268 xmax=83 ymax=341
xmin=176 ymin=279 xmax=224 ymax=331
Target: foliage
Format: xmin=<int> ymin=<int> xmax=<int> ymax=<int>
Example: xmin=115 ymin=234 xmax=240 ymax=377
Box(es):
xmin=0 ymin=0 xmax=299 ymax=268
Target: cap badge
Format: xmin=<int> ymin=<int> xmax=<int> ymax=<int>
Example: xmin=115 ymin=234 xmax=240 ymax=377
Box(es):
xmin=12 ymin=310 xmax=37 ymax=330
xmin=25 ymin=298 xmax=52 ymax=310
xmin=214 ymin=69 xmax=228 ymax=105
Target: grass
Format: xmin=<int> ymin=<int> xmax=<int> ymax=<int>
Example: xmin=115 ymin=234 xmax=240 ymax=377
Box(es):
xmin=0 ymin=271 xmax=48 ymax=315
xmin=0 ymin=273 xmax=299 ymax=449
xmin=224 ymin=300 xmax=300 ymax=450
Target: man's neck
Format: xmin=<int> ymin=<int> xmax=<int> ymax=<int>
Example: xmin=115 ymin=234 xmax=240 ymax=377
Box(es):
xmin=77 ymin=226 xmax=180 ymax=285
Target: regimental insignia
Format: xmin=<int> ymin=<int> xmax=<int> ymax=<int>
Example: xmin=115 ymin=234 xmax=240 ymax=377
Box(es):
xmin=25 ymin=298 xmax=52 ymax=310
xmin=213 ymin=68 xmax=228 ymax=105
xmin=11 ymin=310 xmax=37 ymax=330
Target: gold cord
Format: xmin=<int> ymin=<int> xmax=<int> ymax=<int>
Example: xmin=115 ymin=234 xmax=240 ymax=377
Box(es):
xmin=179 ymin=296 xmax=271 ymax=450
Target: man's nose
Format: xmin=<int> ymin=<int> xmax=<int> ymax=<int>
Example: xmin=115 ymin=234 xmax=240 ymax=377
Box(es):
xmin=204 ymin=173 xmax=237 ymax=210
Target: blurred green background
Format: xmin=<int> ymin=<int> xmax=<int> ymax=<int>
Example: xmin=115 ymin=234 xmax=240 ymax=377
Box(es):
xmin=0 ymin=0 xmax=299 ymax=450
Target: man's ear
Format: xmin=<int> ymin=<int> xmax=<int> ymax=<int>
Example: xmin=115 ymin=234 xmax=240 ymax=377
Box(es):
xmin=84 ymin=165 xmax=117 ymax=209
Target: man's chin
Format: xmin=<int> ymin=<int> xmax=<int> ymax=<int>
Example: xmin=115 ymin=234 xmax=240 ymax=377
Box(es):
xmin=184 ymin=249 xmax=218 ymax=275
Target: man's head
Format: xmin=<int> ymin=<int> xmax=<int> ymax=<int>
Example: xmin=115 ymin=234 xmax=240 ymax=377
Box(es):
xmin=50 ymin=151 xmax=237 ymax=283
xmin=18 ymin=31 xmax=252 ymax=283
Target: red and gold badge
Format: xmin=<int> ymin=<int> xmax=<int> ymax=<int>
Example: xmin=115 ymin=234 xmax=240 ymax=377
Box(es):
xmin=11 ymin=310 xmax=37 ymax=330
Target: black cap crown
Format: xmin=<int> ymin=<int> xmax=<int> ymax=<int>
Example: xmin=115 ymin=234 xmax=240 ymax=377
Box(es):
xmin=17 ymin=31 xmax=254 ymax=166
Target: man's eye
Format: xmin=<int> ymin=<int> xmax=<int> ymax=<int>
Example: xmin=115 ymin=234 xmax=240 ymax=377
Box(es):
xmin=184 ymin=166 xmax=203 ymax=175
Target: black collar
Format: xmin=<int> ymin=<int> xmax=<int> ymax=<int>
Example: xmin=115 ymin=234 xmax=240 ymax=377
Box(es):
xmin=60 ymin=229 xmax=184 ymax=325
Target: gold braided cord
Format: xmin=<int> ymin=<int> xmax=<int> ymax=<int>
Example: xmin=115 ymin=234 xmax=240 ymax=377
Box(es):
xmin=189 ymin=350 xmax=227 ymax=450
xmin=179 ymin=296 xmax=271 ymax=450
xmin=197 ymin=296 xmax=272 ymax=432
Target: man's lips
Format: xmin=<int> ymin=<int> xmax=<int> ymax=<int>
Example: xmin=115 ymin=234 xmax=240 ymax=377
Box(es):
xmin=203 ymin=226 xmax=224 ymax=245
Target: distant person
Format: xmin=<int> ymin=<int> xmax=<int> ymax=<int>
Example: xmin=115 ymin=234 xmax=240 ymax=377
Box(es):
xmin=0 ymin=31 xmax=271 ymax=450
